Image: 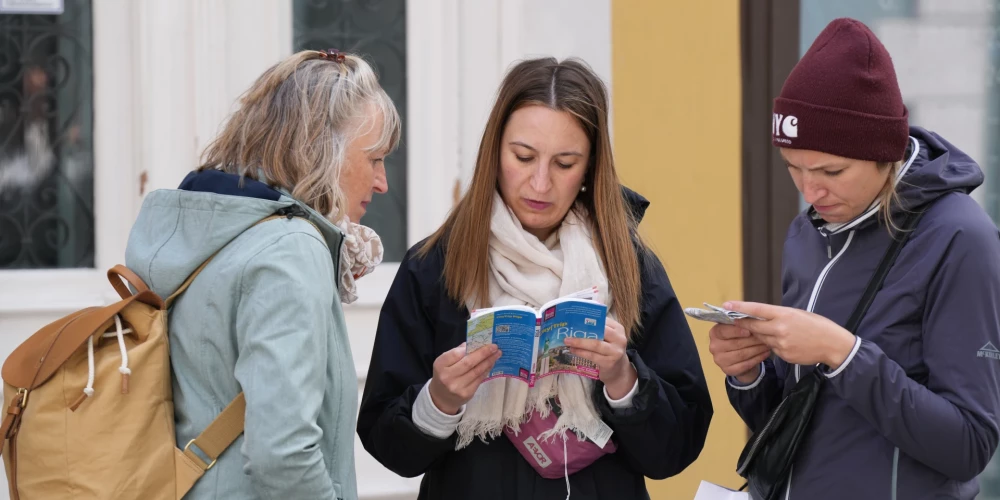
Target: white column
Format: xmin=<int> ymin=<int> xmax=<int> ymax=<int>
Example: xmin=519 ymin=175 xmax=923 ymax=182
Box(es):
xmin=93 ymin=0 xmax=140 ymax=269
xmin=132 ymin=0 xmax=197 ymax=195
xmin=406 ymin=0 xmax=462 ymax=244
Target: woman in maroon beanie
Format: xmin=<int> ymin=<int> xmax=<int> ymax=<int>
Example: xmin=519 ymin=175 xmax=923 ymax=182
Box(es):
xmin=709 ymin=17 xmax=1000 ymax=500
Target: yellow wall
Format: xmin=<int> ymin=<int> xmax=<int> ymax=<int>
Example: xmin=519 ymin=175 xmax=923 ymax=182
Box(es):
xmin=611 ymin=2 xmax=746 ymax=499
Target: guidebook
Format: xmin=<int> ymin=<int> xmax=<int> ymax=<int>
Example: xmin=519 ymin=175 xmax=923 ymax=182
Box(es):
xmin=466 ymin=287 xmax=608 ymax=386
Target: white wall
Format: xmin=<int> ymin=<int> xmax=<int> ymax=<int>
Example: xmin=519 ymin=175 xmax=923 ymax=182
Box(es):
xmin=456 ymin=0 xmax=614 ymax=190
xmin=0 ymin=1 xmax=611 ymax=498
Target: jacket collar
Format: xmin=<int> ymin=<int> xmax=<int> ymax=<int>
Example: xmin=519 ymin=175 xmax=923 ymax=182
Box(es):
xmin=622 ymin=186 xmax=651 ymax=224
xmin=810 ymin=136 xmax=919 ymax=236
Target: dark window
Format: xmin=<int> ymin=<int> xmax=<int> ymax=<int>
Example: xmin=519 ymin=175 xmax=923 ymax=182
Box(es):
xmin=0 ymin=1 xmax=95 ymax=269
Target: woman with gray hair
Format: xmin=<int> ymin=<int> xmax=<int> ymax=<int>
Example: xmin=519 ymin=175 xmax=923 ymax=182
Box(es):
xmin=123 ymin=49 xmax=400 ymax=500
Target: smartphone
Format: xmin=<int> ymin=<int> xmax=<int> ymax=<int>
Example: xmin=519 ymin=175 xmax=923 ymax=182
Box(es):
xmin=684 ymin=303 xmax=764 ymax=325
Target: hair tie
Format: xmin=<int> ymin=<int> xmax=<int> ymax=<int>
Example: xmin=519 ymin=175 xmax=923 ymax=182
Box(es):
xmin=317 ymin=48 xmax=346 ymax=64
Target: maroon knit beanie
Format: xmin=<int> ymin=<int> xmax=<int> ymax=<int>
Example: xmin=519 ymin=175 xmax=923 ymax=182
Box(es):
xmin=772 ymin=18 xmax=909 ymax=162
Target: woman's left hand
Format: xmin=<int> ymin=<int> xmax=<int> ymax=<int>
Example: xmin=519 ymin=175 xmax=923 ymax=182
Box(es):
xmin=565 ymin=318 xmax=637 ymax=399
xmin=725 ymin=301 xmax=857 ymax=369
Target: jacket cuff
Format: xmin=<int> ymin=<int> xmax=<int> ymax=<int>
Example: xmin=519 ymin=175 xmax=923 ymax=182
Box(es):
xmin=823 ymin=339 xmax=884 ymax=401
xmin=822 ymin=336 xmax=862 ymax=379
xmin=411 ymin=381 xmax=464 ymax=439
xmin=603 ymin=365 xmax=639 ymax=409
xmin=726 ymin=362 xmax=766 ymax=390
xmin=595 ymin=350 xmax=656 ymax=423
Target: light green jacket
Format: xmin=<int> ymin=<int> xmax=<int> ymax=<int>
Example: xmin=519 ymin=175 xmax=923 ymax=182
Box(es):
xmin=125 ymin=186 xmax=357 ymax=500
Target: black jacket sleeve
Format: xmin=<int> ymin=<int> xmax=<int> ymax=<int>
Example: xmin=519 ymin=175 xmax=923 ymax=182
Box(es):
xmin=356 ymin=243 xmax=458 ymax=477
xmin=593 ymin=248 xmax=714 ymax=479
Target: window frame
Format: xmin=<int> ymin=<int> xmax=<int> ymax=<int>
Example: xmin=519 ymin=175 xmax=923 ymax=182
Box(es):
xmin=0 ymin=0 xmax=460 ymax=313
xmin=0 ymin=1 xmax=136 ymax=315
xmin=740 ymin=0 xmax=802 ymax=308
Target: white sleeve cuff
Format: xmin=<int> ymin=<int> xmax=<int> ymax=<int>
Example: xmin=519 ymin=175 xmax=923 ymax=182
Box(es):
xmin=411 ymin=381 xmax=464 ymax=439
xmin=604 ymin=375 xmax=639 ymax=409
xmin=824 ymin=337 xmax=862 ymax=379
xmin=727 ymin=362 xmax=766 ymax=390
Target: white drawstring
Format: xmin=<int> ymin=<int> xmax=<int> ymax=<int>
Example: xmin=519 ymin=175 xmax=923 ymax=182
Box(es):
xmin=112 ymin=315 xmax=131 ymax=394
xmin=563 ymin=435 xmax=571 ymax=500
xmin=80 ymin=315 xmax=133 ymax=403
xmin=83 ymin=337 xmax=95 ymax=398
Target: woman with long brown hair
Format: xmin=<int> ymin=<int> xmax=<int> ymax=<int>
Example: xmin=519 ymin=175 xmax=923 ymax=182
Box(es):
xmin=357 ymin=57 xmax=712 ymax=499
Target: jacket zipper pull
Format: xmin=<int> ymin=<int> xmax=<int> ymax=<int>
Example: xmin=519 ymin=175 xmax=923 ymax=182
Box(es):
xmin=819 ymin=228 xmax=832 ymax=259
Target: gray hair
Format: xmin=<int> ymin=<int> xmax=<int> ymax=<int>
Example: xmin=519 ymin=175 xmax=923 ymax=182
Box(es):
xmin=199 ymin=49 xmax=401 ymax=220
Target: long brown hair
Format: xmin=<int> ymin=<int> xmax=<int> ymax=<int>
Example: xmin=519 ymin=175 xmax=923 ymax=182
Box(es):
xmin=420 ymin=57 xmax=644 ymax=335
xmin=199 ymin=50 xmax=400 ymax=221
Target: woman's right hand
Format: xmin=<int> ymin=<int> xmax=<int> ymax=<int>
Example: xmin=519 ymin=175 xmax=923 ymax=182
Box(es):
xmin=709 ymin=324 xmax=772 ymax=384
xmin=429 ymin=343 xmax=502 ymax=415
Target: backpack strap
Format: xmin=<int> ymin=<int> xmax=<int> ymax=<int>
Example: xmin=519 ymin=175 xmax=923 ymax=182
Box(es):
xmin=844 ymin=208 xmax=927 ymax=334
xmin=181 ymin=393 xmax=246 ymax=471
xmin=164 ymin=256 xmax=218 ymax=310
xmin=107 ymin=265 xmax=152 ymax=301
xmin=163 ymin=214 xmax=285 ymax=309
xmin=164 ymin=212 xmax=323 ymax=308
xmin=174 ymin=209 xmax=324 ymax=476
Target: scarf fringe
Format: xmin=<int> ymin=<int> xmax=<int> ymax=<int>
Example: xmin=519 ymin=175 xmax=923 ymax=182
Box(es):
xmin=455 ymin=193 xmax=610 ymax=450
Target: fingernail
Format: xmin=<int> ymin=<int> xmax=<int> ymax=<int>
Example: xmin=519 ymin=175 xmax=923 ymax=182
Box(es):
xmin=723 ymin=302 xmax=733 ymax=309
xmin=742 ymin=328 xmax=750 ymax=336
xmin=490 ymin=345 xmax=499 ymax=353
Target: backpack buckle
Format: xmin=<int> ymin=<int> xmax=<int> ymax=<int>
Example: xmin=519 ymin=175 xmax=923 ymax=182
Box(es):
xmin=15 ymin=388 xmax=27 ymax=408
xmin=183 ymin=439 xmax=217 ymax=471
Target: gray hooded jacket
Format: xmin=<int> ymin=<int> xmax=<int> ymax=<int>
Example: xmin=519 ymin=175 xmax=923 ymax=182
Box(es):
xmin=728 ymin=127 xmax=1000 ymax=499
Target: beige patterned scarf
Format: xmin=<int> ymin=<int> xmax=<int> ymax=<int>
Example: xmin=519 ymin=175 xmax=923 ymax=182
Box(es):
xmin=456 ymin=192 xmax=612 ymax=449
xmin=333 ymin=215 xmax=383 ymax=304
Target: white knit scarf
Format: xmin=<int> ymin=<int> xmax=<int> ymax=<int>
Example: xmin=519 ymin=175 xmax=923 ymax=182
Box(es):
xmin=455 ymin=192 xmax=612 ymax=449
xmin=333 ymin=215 xmax=383 ymax=304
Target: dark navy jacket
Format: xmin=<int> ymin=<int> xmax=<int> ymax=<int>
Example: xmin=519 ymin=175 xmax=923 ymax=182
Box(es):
xmin=357 ymin=189 xmax=713 ymax=499
xmin=728 ymin=127 xmax=1000 ymax=499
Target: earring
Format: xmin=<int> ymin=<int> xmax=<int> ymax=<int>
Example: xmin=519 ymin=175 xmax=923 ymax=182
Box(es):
xmin=581 ymin=186 xmax=587 ymax=192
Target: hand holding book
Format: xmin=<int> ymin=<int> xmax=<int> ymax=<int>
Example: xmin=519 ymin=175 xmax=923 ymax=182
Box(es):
xmin=429 ymin=342 xmax=502 ymax=415
xmin=563 ymin=317 xmax=637 ymax=399
xmin=465 ymin=286 xmax=609 ymax=386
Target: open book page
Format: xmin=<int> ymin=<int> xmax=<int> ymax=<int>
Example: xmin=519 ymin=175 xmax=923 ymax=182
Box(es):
xmin=466 ymin=305 xmax=537 ymax=383
xmin=533 ymin=297 xmax=607 ymax=382
xmin=540 ymin=286 xmax=600 ymax=309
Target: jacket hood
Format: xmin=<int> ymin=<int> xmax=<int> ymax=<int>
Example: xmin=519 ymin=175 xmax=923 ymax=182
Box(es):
xmin=895 ymin=126 xmax=984 ymax=210
xmin=812 ymin=126 xmax=984 ymax=235
xmin=125 ymin=169 xmax=343 ymax=299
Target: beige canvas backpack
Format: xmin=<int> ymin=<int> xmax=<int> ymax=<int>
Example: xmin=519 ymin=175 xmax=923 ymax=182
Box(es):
xmin=0 ymin=213 xmax=300 ymax=499
xmin=0 ymin=262 xmax=245 ymax=500
xmin=0 ymin=262 xmax=243 ymax=500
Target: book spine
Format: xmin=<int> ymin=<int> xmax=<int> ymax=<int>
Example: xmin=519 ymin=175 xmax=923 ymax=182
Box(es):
xmin=529 ymin=318 xmax=541 ymax=387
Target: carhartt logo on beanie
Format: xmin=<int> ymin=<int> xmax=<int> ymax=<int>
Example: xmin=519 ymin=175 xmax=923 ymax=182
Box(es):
xmin=772 ymin=18 xmax=910 ymax=162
